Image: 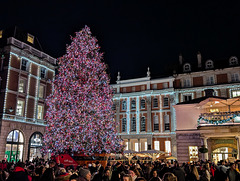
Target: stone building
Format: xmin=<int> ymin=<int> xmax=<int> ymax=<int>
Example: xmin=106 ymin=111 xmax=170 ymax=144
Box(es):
xmin=0 ymin=27 xmax=56 ymax=162
xmin=173 ymin=52 xmax=240 ymax=163
xmin=111 ymin=69 xmax=177 ymax=157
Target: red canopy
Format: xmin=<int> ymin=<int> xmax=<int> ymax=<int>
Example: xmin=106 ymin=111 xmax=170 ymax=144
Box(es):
xmin=55 ymin=154 xmax=78 ymax=169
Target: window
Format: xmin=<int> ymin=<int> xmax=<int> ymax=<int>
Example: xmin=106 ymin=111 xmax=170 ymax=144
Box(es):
xmin=122 ymin=118 xmax=127 ymax=132
xmin=205 ymin=60 xmax=214 ymax=69
xmin=5 ymin=130 xmax=24 ymax=162
xmin=16 ymin=100 xmax=25 ymax=116
xmin=183 ymin=79 xmax=191 ymax=87
xmin=231 ymin=73 xmax=239 ymax=82
xmin=125 ymin=142 xmax=128 ymax=150
xmin=206 ymin=76 xmax=214 ymax=85
xmin=29 ymin=132 xmax=43 ymax=161
xmin=122 ymin=100 xmax=127 ymax=110
xmin=153 ymin=98 xmax=158 ymax=108
xmin=132 ymin=87 xmax=136 ymax=92
xmin=144 ymin=142 xmax=147 ymax=151
xmin=123 ymin=88 xmax=126 ymax=93
xmin=153 ymin=84 xmax=157 ymax=90
xmin=183 ymin=63 xmax=191 ymax=72
xmin=27 ymin=33 xmax=34 ymax=44
xmin=163 ymin=82 xmax=168 ymax=88
xmin=37 ymin=105 xmax=44 ymax=119
xmin=140 ymin=117 xmax=146 ymax=132
xmin=153 ymin=115 xmax=159 ymax=131
xmin=0 ymin=30 xmax=2 ymax=38
xmin=135 ymin=143 xmax=139 ymax=152
xmin=39 ymin=85 xmax=45 ymax=98
xmin=141 ymin=85 xmax=145 ymax=91
xmin=164 ymin=114 xmax=170 ymax=131
xmin=140 ymin=99 xmax=146 ymax=109
xmin=21 ymin=59 xmax=28 ymax=71
xmin=232 ymin=90 xmax=240 ymax=98
xmin=163 ymin=97 xmax=169 ymax=107
xmin=131 ymin=100 xmax=136 ymax=110
xmin=18 ymin=79 xmax=26 ymax=93
xmin=112 ymin=103 xmax=116 ymax=110
xmin=40 ymin=68 xmax=46 ymax=79
xmin=189 ymin=146 xmax=199 ymax=162
xmin=165 ymin=141 xmax=171 ymax=153
xmin=154 ymin=141 xmax=160 ymax=151
xmin=183 ymin=95 xmax=192 ymax=102
xmin=229 ymin=56 xmax=238 ymax=66
xmin=131 ymin=117 xmax=136 ymax=132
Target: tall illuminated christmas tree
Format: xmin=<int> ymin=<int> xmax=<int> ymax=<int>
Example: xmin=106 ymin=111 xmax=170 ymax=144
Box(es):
xmin=43 ymin=26 xmax=123 ymax=155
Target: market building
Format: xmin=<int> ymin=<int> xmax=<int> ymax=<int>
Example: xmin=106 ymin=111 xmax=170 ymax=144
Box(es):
xmin=112 ymin=69 xmax=177 ymax=157
xmin=0 ymin=27 xmax=56 ymax=162
xmin=173 ymin=52 xmax=240 ymax=164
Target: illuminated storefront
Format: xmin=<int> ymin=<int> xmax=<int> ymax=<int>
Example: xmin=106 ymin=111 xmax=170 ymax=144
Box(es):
xmin=28 ymin=132 xmax=43 ymax=161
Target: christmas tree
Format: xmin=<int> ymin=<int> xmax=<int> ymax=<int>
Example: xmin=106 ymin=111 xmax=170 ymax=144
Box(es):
xmin=43 ymin=26 xmax=123 ymax=155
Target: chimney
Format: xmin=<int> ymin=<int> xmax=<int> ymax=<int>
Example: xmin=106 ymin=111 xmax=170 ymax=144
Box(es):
xmin=179 ymin=53 xmax=183 ymax=65
xmin=197 ymin=51 xmax=202 ymax=68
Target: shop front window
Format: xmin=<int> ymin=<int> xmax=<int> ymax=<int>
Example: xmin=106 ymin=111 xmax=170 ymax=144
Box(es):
xmin=5 ymin=130 xmax=24 ymax=162
xmin=189 ymin=146 xmax=199 ymax=162
xmin=29 ymin=132 xmax=43 ymax=161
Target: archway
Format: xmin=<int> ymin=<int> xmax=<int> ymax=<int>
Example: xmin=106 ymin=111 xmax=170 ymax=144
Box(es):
xmin=5 ymin=130 xmax=24 ymax=162
xmin=28 ymin=132 xmax=43 ymax=161
xmin=212 ymin=147 xmax=237 ymax=163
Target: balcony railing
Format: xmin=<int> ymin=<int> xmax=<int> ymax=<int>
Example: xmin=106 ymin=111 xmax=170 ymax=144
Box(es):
xmin=198 ymin=111 xmax=240 ymax=125
xmin=2 ymin=113 xmax=46 ymax=126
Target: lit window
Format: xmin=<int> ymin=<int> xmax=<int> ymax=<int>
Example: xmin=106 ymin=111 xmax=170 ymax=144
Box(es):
xmin=135 ymin=143 xmax=139 ymax=152
xmin=141 ymin=117 xmax=146 ymax=132
xmin=153 ymin=115 xmax=159 ymax=131
xmin=165 ymin=141 xmax=171 ymax=153
xmin=140 ymin=99 xmax=146 ymax=109
xmin=37 ymin=105 xmax=44 ymax=119
xmin=164 ymin=114 xmax=170 ymax=131
xmin=18 ymin=79 xmax=26 ymax=93
xmin=40 ymin=68 xmax=46 ymax=79
xmin=131 ymin=100 xmax=136 ymax=110
xmin=154 ymin=141 xmax=160 ymax=151
xmin=27 ymin=34 xmax=34 ymax=44
xmin=39 ymin=85 xmax=44 ymax=98
xmin=206 ymin=76 xmax=214 ymax=85
xmin=125 ymin=142 xmax=128 ymax=150
xmin=122 ymin=100 xmax=127 ymax=110
xmin=153 ymin=98 xmax=158 ymax=108
xmin=189 ymin=146 xmax=199 ymax=162
xmin=145 ymin=142 xmax=147 ymax=151
xmin=122 ymin=118 xmax=127 ymax=132
xmin=16 ymin=100 xmax=25 ymax=116
xmin=229 ymin=56 xmax=238 ymax=66
xmin=131 ymin=117 xmax=136 ymax=132
xmin=232 ymin=90 xmax=240 ymax=98
xmin=0 ymin=30 xmax=2 ymax=38
xmin=163 ymin=97 xmax=169 ymax=107
xmin=21 ymin=59 xmax=28 ymax=71
xmin=205 ymin=60 xmax=214 ymax=69
xmin=231 ymin=73 xmax=239 ymax=82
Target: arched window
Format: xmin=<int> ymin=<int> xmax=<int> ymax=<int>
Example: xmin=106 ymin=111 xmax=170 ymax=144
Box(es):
xmin=183 ymin=63 xmax=191 ymax=72
xmin=122 ymin=100 xmax=127 ymax=110
xmin=141 ymin=117 xmax=146 ymax=132
xmin=5 ymin=130 xmax=24 ymax=162
xmin=229 ymin=56 xmax=238 ymax=66
xmin=122 ymin=118 xmax=127 ymax=132
xmin=205 ymin=60 xmax=214 ymax=69
xmin=131 ymin=100 xmax=136 ymax=110
xmin=29 ymin=132 xmax=43 ymax=161
xmin=131 ymin=117 xmax=136 ymax=132
xmin=153 ymin=98 xmax=158 ymax=108
xmin=140 ymin=99 xmax=146 ymax=109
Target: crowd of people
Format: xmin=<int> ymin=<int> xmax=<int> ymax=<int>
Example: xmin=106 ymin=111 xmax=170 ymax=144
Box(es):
xmin=0 ymin=157 xmax=240 ymax=181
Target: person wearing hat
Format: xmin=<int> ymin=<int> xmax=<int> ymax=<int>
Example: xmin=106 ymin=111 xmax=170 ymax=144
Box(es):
xmin=79 ymin=168 xmax=91 ymax=181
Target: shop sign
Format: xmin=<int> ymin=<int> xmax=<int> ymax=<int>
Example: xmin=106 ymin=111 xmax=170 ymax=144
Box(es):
xmin=215 ymin=139 xmax=234 ymax=145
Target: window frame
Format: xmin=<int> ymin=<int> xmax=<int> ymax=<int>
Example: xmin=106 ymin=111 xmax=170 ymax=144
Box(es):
xmin=18 ymin=78 xmax=27 ymax=93
xmin=205 ymin=60 xmax=214 ymax=69
xmin=140 ymin=99 xmax=146 ymax=109
xmin=21 ymin=59 xmax=29 ymax=71
xmin=229 ymin=56 xmax=238 ymax=66
xmin=183 ymin=63 xmax=191 ymax=72
xmin=131 ymin=117 xmax=136 ymax=132
xmin=153 ymin=115 xmax=159 ymax=131
xmin=163 ymin=97 xmax=169 ymax=107
xmin=40 ymin=67 xmax=46 ymax=79
xmin=37 ymin=104 xmax=44 ymax=120
xmin=122 ymin=100 xmax=127 ymax=110
xmin=122 ymin=118 xmax=127 ymax=132
xmin=131 ymin=100 xmax=136 ymax=110
xmin=153 ymin=98 xmax=158 ymax=108
xmin=16 ymin=99 xmax=25 ymax=117
xmin=140 ymin=117 xmax=146 ymax=132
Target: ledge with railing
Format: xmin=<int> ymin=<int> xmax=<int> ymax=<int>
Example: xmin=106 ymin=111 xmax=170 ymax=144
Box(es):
xmin=198 ymin=111 xmax=240 ymax=126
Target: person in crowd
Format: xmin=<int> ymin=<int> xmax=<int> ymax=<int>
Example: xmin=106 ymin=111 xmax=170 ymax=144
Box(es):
xmin=149 ymin=170 xmax=162 ymax=181
xmin=186 ymin=165 xmax=199 ymax=181
xmin=172 ymin=161 xmax=185 ymax=181
xmin=79 ymin=168 xmax=91 ymax=181
xmin=135 ymin=177 xmax=147 ymax=181
xmin=129 ymin=169 xmax=138 ymax=181
xmin=111 ymin=162 xmax=122 ymax=181
xmin=102 ymin=168 xmax=111 ymax=181
xmin=200 ymin=164 xmax=210 ymax=181
xmin=7 ymin=162 xmax=30 ymax=181
xmin=226 ymin=163 xmax=240 ymax=181
xmin=40 ymin=167 xmax=55 ymax=181
xmin=123 ymin=174 xmax=132 ymax=181
xmin=162 ymin=172 xmax=177 ymax=181
xmin=69 ymin=174 xmax=79 ymax=181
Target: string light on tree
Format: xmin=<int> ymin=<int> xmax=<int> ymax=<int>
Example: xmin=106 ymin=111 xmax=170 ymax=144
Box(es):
xmin=43 ymin=25 xmax=123 ymax=155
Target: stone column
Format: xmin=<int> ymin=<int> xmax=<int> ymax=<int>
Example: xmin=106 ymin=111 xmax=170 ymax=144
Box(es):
xmin=236 ymin=136 xmax=240 ymax=159
xmin=201 ymin=137 xmax=208 ymax=161
xmin=146 ymin=97 xmax=152 ymax=132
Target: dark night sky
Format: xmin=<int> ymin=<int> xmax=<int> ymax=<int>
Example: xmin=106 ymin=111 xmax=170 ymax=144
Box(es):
xmin=1 ymin=0 xmax=240 ymax=83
